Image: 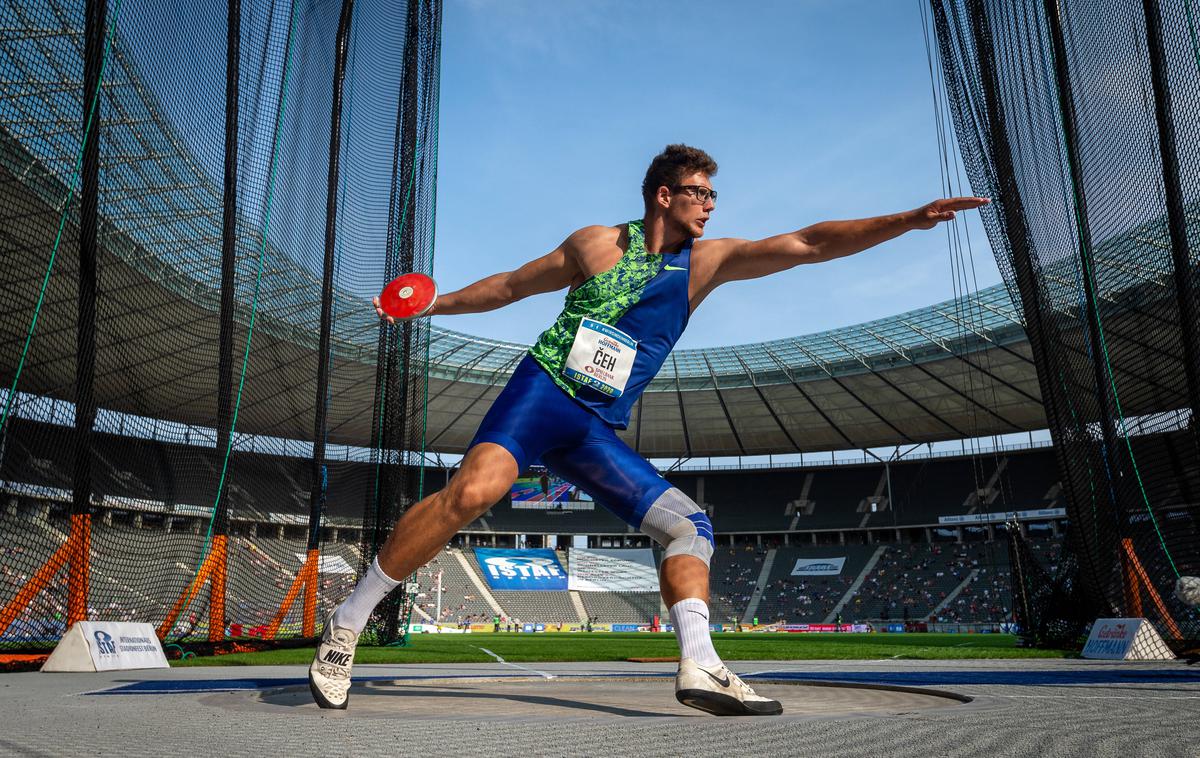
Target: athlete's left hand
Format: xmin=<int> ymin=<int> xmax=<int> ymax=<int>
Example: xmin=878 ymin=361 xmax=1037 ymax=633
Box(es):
xmin=909 ymin=196 xmax=990 ymax=229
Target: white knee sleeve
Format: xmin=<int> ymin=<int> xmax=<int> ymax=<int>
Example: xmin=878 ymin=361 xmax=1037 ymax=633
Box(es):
xmin=639 ymin=487 xmax=714 ymax=565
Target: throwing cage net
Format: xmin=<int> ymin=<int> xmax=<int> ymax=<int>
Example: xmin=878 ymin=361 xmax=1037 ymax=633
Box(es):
xmin=931 ymin=0 xmax=1200 ymax=653
xmin=0 ymin=0 xmax=441 ymax=652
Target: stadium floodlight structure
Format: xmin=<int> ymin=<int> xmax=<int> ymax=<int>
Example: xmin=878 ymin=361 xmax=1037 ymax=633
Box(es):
xmin=932 ymin=0 xmax=1200 ymax=654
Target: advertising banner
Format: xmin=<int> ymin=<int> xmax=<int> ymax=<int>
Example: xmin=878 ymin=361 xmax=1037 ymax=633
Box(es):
xmin=568 ymin=548 xmax=659 ymax=592
xmin=777 ymin=623 xmax=859 ymax=633
xmin=937 ymin=508 xmax=1065 ymax=525
xmin=42 ymin=622 xmax=169 ymax=672
xmin=1082 ymin=617 xmax=1174 ymax=660
xmin=474 ymin=548 xmax=567 ymax=591
xmin=790 ymin=557 xmax=846 ymax=576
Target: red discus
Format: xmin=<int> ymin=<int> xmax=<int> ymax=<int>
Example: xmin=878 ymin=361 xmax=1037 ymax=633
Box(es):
xmin=379 ymin=272 xmax=437 ymax=320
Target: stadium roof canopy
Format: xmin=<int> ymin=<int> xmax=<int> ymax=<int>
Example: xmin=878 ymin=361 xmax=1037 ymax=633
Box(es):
xmin=4 ymin=1 xmax=1183 ymax=458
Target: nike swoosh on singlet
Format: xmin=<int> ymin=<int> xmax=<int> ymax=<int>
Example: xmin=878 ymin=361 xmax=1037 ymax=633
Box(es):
xmin=664 ymin=264 xmax=687 ymax=271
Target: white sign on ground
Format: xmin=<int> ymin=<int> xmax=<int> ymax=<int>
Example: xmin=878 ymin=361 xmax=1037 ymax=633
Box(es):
xmin=568 ymin=548 xmax=659 ymax=592
xmin=1081 ymin=618 xmax=1174 ymax=660
xmin=791 ymin=557 xmax=846 ymax=576
xmin=42 ymin=621 xmax=169 ymax=672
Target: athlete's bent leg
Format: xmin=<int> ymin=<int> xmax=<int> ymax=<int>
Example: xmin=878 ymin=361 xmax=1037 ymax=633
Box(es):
xmin=543 ymin=431 xmax=779 ymax=715
xmin=309 ymin=443 xmax=517 ymax=709
xmin=375 ymin=442 xmax=518 ymax=582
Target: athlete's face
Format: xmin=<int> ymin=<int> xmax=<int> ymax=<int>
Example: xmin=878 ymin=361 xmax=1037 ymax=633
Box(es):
xmin=666 ymin=171 xmax=715 ymax=238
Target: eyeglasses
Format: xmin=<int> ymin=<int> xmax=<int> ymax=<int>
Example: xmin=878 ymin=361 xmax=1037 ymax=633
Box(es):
xmin=673 ymin=184 xmax=717 ymax=204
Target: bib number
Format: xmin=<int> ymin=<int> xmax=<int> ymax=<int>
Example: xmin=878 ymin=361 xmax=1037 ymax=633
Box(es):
xmin=563 ymin=318 xmax=637 ymax=397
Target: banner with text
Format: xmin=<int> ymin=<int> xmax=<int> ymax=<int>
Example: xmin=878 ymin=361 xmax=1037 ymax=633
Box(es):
xmin=790 ymin=557 xmax=846 ymax=576
xmin=474 ymin=548 xmax=567 ymax=591
xmin=568 ymin=548 xmax=659 ymax=592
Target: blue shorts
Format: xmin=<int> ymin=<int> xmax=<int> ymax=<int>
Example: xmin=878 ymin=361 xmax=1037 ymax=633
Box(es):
xmin=468 ymin=355 xmax=672 ymax=530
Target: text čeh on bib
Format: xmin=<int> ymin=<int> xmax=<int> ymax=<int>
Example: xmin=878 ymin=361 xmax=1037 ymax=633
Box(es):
xmin=563 ymin=318 xmax=637 ymax=397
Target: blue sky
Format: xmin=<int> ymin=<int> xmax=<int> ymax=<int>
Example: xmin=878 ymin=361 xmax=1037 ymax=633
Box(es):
xmin=431 ymin=0 xmax=1000 ymax=348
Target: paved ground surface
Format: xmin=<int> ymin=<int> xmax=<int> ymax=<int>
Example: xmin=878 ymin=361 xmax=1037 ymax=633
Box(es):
xmin=2 ymin=658 xmax=1198 ymax=756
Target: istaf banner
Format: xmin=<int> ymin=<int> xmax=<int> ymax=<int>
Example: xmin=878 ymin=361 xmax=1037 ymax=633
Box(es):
xmin=474 ymin=548 xmax=568 ymax=591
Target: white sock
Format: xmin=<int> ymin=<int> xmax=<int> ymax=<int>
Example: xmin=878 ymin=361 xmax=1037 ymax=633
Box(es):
xmin=331 ymin=557 xmax=401 ymax=635
xmin=669 ymin=598 xmax=721 ymax=667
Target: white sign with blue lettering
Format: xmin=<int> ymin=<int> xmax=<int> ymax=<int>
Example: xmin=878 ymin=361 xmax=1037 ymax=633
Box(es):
xmin=42 ymin=621 xmax=169 ymax=672
xmin=564 ymin=318 xmax=637 ymax=397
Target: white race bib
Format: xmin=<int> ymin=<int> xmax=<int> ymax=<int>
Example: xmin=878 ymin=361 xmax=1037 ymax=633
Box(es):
xmin=563 ymin=318 xmax=638 ymax=397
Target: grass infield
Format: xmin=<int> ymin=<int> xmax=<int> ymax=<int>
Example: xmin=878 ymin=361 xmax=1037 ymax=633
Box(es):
xmin=170 ymin=632 xmax=1072 ymax=667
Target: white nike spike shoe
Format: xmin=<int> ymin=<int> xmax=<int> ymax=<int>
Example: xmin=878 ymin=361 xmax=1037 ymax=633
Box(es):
xmin=675 ymin=658 xmax=783 ymax=716
xmin=309 ymin=617 xmax=359 ymax=709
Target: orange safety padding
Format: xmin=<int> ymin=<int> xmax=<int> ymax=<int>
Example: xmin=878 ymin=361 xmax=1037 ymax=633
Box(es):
xmin=265 ymin=548 xmax=320 ymax=640
xmin=0 ymin=540 xmax=71 ymax=636
xmin=67 ymin=513 xmax=91 ymax=626
xmin=301 ymin=548 xmax=318 ymax=638
xmin=157 ymin=535 xmax=229 ymax=641
xmin=207 ymin=535 xmax=228 ymax=642
xmin=1120 ymin=538 xmax=1181 ymax=639
xmin=0 ymin=512 xmax=92 ymax=636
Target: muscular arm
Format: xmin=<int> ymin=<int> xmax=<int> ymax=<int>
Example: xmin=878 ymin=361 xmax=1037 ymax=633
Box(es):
xmin=374 ymin=230 xmax=592 ymax=322
xmin=703 ymin=197 xmax=989 ymax=288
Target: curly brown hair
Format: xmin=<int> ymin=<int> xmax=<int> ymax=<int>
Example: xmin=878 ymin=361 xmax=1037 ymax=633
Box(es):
xmin=641 ymin=144 xmax=718 ymax=209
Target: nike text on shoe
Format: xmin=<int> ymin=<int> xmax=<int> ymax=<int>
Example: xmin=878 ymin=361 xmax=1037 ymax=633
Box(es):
xmin=309 ymin=618 xmax=359 ymax=709
xmin=674 ymin=658 xmax=783 ymax=716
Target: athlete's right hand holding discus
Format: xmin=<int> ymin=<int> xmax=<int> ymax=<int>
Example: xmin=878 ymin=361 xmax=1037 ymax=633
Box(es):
xmin=374 ymin=272 xmax=437 ymax=322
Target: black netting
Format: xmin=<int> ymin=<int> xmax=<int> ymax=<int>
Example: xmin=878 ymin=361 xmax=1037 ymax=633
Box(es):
xmin=1 ymin=0 xmax=440 ymax=651
xmin=932 ymin=0 xmax=1200 ymax=652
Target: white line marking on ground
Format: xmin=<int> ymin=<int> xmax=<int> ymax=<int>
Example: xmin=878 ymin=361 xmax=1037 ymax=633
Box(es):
xmin=473 ymin=646 xmax=556 ymax=680
xmin=967 ymin=693 xmax=1200 ymax=700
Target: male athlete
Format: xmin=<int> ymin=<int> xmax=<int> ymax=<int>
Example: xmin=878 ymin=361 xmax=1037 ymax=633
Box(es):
xmin=310 ymin=144 xmax=988 ymax=715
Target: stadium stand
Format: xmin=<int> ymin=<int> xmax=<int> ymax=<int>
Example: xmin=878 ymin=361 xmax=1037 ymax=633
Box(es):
xmin=707 ymin=546 xmax=763 ymax=625
xmin=754 ymin=545 xmax=878 ymax=623
xmin=2 ymin=416 xmax=1064 ymax=538
xmin=1 ymin=421 xmax=1068 ymax=631
xmin=490 ymin=591 xmax=581 ymax=625
xmin=578 ymin=592 xmax=661 ymax=625
xmin=411 ymin=549 xmax=495 ymax=624
xmin=664 ymin=449 xmax=1061 ymax=534
xmin=847 ymin=542 xmax=1013 ymax=622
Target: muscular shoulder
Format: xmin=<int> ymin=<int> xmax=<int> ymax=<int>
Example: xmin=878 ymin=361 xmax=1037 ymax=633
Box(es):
xmin=692 ymin=237 xmax=748 ymax=256
xmin=564 ymin=224 xmax=623 ymax=252
xmin=562 ymin=224 xmax=626 ymax=275
xmin=690 ymin=237 xmax=747 ymax=275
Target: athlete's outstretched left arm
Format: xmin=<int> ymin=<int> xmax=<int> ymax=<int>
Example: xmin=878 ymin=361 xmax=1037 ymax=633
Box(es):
xmin=705 ymin=197 xmax=989 ymax=287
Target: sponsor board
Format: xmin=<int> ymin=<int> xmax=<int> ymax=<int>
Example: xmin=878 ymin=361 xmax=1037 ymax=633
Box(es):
xmin=1082 ymin=618 xmax=1174 ymax=660
xmin=42 ymin=622 xmax=169 ymax=672
xmin=569 ymin=548 xmax=659 ymax=592
xmin=790 ymin=557 xmax=846 ymax=576
xmin=938 ymin=508 xmax=1066 ymax=525
xmin=776 ymin=623 xmax=861 ymax=633
xmin=474 ymin=548 xmax=567 ymax=591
